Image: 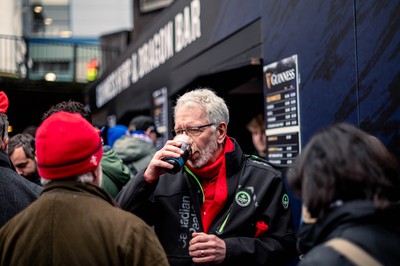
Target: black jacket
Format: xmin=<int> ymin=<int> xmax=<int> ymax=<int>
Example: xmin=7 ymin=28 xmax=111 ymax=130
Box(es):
xmin=0 ymin=149 xmax=42 ymax=227
xmin=117 ymin=138 xmax=297 ymax=266
xmin=297 ymin=200 xmax=400 ymax=266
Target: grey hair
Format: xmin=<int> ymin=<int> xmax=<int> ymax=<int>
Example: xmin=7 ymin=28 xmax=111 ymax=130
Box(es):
xmin=0 ymin=113 xmax=9 ymax=141
xmin=174 ymin=88 xmax=229 ymax=125
xmin=41 ymin=165 xmax=102 ymax=186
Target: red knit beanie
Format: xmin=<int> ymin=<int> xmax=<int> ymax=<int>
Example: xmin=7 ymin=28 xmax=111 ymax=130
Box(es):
xmin=0 ymin=91 xmax=9 ymax=113
xmin=36 ymin=111 xmax=103 ymax=179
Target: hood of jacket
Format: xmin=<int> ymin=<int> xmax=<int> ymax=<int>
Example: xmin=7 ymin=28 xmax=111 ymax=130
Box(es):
xmin=113 ymin=135 xmax=156 ymax=162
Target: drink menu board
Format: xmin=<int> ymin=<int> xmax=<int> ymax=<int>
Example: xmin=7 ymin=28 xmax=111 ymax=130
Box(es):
xmin=263 ymin=55 xmax=301 ymax=166
xmin=152 ymin=87 xmax=169 ymax=150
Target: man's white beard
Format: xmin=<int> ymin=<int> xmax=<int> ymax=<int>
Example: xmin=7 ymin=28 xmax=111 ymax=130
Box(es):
xmin=188 ymin=133 xmax=219 ymax=168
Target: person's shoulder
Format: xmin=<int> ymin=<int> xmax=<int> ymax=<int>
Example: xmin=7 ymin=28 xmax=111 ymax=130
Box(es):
xmin=115 ymin=135 xmax=149 ymax=147
xmin=244 ymin=155 xmax=282 ymax=176
xmin=0 ymin=166 xmax=42 ymax=193
xmin=113 ymin=135 xmax=130 ymax=147
xmin=299 ymin=244 xmax=352 ymax=266
xmin=0 ymin=165 xmax=15 ymax=179
xmin=101 ymin=145 xmax=119 ymax=161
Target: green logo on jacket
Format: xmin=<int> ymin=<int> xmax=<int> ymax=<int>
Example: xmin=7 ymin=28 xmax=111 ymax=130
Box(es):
xmin=282 ymin=194 xmax=289 ymax=209
xmin=235 ymin=191 xmax=251 ymax=207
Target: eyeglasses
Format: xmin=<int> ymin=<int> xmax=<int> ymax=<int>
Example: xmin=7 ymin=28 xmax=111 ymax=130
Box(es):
xmin=172 ymin=123 xmax=214 ymax=136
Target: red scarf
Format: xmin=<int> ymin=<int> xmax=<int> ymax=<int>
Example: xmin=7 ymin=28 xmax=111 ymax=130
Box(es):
xmin=188 ymin=136 xmax=234 ymax=233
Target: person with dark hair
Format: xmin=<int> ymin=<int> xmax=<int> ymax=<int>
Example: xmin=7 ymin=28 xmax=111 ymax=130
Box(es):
xmin=287 ymin=123 xmax=400 ymax=265
xmin=0 ymin=91 xmax=41 ymax=227
xmin=0 ymin=112 xmax=168 ymax=265
xmin=117 ymin=88 xmax=297 ymax=266
xmin=42 ymin=99 xmax=93 ymax=123
xmin=8 ymin=133 xmax=41 ymax=185
xmin=42 ymin=100 xmax=132 ymax=197
xmin=22 ymin=125 xmax=38 ymax=138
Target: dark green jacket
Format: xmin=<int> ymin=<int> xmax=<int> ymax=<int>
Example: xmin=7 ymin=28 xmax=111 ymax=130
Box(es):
xmin=0 ymin=180 xmax=169 ymax=266
xmin=101 ymin=145 xmax=132 ymax=197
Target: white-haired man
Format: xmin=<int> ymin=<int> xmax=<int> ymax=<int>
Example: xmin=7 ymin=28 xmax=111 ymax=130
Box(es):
xmin=117 ymin=88 xmax=297 ymax=266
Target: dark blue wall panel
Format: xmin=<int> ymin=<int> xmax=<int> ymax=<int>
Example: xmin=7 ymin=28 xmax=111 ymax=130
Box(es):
xmin=356 ymin=0 xmax=400 ymax=157
xmin=261 ymin=0 xmax=400 ymax=158
xmin=261 ymin=0 xmax=359 ymax=146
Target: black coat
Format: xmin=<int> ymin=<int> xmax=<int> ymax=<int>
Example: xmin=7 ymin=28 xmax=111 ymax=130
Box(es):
xmin=297 ymin=200 xmax=400 ymax=266
xmin=0 ymin=149 xmax=42 ymax=227
xmin=117 ymin=138 xmax=297 ymax=266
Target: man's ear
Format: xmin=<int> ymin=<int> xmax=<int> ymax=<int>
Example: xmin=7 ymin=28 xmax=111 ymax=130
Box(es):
xmin=92 ymin=164 xmax=103 ymax=187
xmin=1 ymin=136 xmax=8 ymax=151
xmin=216 ymin=122 xmax=227 ymax=144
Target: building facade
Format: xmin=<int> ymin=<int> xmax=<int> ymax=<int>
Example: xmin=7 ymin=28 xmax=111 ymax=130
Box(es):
xmin=85 ymin=0 xmax=400 ymax=162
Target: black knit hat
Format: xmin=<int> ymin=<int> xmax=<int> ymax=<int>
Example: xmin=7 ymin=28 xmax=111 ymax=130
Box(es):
xmin=129 ymin=115 xmax=161 ymax=137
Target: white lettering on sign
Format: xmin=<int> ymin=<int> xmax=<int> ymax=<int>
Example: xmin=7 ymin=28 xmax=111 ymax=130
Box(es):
xmin=96 ymin=58 xmax=131 ymax=107
xmin=138 ymin=21 xmax=174 ymax=79
xmin=96 ymin=0 xmax=201 ymax=108
xmin=175 ymin=0 xmax=201 ymax=53
xmin=270 ymin=68 xmax=296 ymax=86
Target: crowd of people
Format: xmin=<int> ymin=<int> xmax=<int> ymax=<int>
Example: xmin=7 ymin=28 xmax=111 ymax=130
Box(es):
xmin=0 ymin=88 xmax=399 ymax=265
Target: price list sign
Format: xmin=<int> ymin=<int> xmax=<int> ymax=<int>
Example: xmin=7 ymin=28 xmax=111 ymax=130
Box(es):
xmin=152 ymin=87 xmax=169 ymax=150
xmin=263 ymin=55 xmax=301 ymax=166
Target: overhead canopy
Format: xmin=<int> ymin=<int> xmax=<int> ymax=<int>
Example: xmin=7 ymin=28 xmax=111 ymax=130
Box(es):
xmin=85 ymin=0 xmax=262 ymax=124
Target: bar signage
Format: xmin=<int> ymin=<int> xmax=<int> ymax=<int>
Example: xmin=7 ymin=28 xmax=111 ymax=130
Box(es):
xmin=96 ymin=0 xmax=201 ymax=108
xmin=263 ymin=55 xmax=301 ymax=166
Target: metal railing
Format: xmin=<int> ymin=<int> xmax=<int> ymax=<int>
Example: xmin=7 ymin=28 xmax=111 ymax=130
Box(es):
xmin=0 ymin=34 xmax=121 ymax=83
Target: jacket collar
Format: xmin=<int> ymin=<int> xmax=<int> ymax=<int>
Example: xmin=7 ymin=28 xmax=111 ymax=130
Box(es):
xmin=0 ymin=149 xmax=16 ymax=170
xmin=42 ymin=180 xmax=119 ymax=207
xmin=297 ymin=200 xmax=400 ymax=254
xmin=224 ymin=137 xmax=245 ymax=178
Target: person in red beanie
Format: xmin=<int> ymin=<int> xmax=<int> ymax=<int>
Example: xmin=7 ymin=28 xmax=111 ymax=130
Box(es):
xmin=0 ymin=111 xmax=168 ymax=266
xmin=41 ymin=100 xmax=133 ymax=198
xmin=0 ymin=91 xmax=9 ymax=113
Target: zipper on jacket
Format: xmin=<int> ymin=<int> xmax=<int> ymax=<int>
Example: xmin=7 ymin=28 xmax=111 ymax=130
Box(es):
xmin=184 ymin=166 xmax=204 ymax=203
xmin=184 ymin=166 xmax=232 ymax=235
xmin=216 ymin=210 xmax=231 ymax=234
